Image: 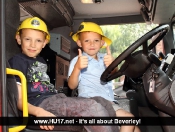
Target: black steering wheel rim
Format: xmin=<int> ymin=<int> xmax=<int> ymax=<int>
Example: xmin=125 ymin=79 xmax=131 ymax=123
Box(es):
xmin=101 ymin=24 xmax=170 ymax=82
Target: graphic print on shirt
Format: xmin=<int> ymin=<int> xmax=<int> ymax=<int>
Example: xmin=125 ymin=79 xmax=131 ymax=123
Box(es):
xmin=27 ymin=61 xmax=55 ymax=93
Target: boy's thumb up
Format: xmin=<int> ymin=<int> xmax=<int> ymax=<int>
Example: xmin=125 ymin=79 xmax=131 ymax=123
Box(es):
xmin=106 ymin=46 xmax=111 ymax=55
xmin=78 ymin=49 xmax=82 ymax=57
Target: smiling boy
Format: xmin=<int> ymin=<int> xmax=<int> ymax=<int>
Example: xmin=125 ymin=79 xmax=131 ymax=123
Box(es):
xmin=68 ymin=22 xmax=140 ymax=132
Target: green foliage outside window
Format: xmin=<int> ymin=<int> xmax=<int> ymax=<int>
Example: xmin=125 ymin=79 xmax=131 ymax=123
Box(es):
xmin=100 ymin=23 xmax=157 ymax=82
xmin=100 ymin=23 xmax=157 ymax=58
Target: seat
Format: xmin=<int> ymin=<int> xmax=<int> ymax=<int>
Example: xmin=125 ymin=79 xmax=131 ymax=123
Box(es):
xmin=142 ymin=63 xmax=175 ymax=132
xmin=5 ymin=0 xmax=82 ymax=131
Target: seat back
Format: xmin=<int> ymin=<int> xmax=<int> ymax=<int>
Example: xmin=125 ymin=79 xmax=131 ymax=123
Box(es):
xmin=5 ymin=0 xmax=20 ymax=118
xmin=5 ymin=1 xmax=81 ymax=131
xmin=142 ymin=64 xmax=175 ymax=132
xmin=142 ymin=64 xmax=175 ymax=116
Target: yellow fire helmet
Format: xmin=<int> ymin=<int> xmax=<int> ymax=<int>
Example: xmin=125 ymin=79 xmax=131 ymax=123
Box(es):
xmin=16 ymin=17 xmax=50 ymax=42
xmin=72 ymin=22 xmax=112 ymax=48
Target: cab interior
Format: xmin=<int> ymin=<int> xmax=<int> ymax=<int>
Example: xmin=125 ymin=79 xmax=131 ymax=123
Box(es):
xmin=1 ymin=0 xmax=175 ymax=132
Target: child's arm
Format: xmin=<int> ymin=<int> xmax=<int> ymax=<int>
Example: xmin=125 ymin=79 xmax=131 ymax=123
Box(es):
xmin=68 ymin=49 xmax=88 ymax=89
xmin=17 ymin=84 xmax=55 ymax=130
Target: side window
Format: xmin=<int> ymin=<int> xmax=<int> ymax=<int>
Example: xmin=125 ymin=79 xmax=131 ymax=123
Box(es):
xmin=151 ymin=32 xmax=165 ymax=56
xmin=155 ymin=40 xmax=165 ymax=55
xmin=173 ymin=24 xmax=175 ymax=41
xmin=100 ymin=23 xmax=157 ymax=90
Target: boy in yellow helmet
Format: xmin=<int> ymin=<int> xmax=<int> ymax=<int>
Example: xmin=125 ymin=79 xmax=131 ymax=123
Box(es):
xmin=8 ymin=17 xmax=117 ymax=132
xmin=68 ymin=22 xmax=140 ymax=132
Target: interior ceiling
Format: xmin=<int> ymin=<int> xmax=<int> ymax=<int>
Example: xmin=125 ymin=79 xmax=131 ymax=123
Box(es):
xmin=18 ymin=0 xmax=175 ymax=28
xmin=69 ymin=0 xmax=141 ymax=19
xmin=70 ymin=0 xmax=175 ymax=24
xmin=153 ymin=0 xmax=175 ymax=24
xmin=20 ymin=5 xmax=33 ymax=22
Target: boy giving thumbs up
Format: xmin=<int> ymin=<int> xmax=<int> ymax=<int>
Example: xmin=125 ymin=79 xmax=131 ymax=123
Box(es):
xmin=68 ymin=22 xmax=140 ymax=132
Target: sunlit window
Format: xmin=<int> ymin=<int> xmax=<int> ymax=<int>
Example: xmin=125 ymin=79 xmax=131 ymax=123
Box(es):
xmin=173 ymin=24 xmax=175 ymax=41
xmin=100 ymin=23 xmax=157 ymax=58
xmin=99 ymin=23 xmax=158 ymax=89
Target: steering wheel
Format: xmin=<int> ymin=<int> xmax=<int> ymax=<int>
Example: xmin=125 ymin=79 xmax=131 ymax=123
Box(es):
xmin=101 ymin=24 xmax=170 ymax=82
